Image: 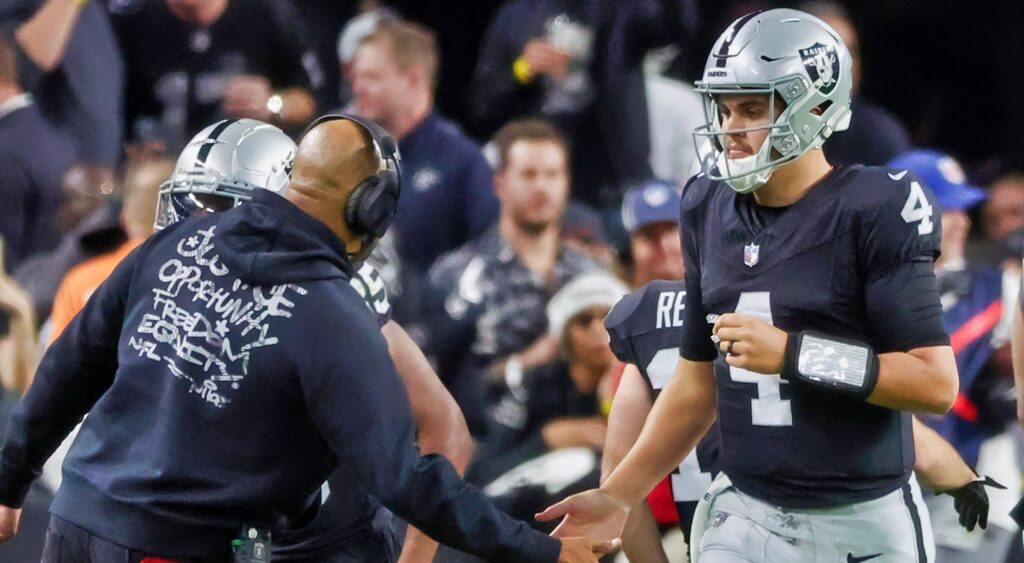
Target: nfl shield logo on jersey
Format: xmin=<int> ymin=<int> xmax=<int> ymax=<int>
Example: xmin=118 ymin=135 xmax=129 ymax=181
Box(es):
xmin=744 ymin=242 xmax=760 ymax=267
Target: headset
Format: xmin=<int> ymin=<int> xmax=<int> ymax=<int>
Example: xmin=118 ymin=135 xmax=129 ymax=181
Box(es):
xmin=301 ymin=114 xmax=402 ymax=241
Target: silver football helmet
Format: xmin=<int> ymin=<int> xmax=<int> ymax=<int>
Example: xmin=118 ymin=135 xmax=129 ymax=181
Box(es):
xmin=155 ymin=118 xmax=296 ymax=229
xmin=693 ymin=8 xmax=853 ymax=193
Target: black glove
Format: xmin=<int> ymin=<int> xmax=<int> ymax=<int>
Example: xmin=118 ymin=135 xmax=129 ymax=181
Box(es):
xmin=945 ymin=476 xmax=1006 ymax=532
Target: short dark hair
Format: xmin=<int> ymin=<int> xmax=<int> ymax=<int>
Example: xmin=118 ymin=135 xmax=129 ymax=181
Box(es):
xmin=491 ymin=118 xmax=570 ymax=171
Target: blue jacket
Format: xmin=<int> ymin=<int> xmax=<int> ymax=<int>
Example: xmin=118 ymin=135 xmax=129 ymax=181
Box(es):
xmin=0 ymin=190 xmax=559 ymax=562
xmin=393 ymin=112 xmax=498 ymax=274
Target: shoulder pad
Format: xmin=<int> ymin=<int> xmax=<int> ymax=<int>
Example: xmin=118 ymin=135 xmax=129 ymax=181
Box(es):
xmin=851 ymin=166 xmax=942 ymax=268
xmin=350 ymin=262 xmax=392 ymax=327
xmin=605 ymin=280 xmax=685 ymax=364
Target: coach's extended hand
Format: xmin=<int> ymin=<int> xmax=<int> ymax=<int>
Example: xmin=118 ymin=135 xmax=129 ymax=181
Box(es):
xmin=557 ymin=536 xmax=621 ymax=562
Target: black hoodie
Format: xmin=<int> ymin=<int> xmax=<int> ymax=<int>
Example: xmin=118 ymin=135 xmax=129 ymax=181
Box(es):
xmin=0 ymin=190 xmax=560 ymax=562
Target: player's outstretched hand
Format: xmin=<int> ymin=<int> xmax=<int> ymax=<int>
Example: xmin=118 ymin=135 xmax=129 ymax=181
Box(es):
xmin=0 ymin=505 xmax=21 ymax=543
xmin=557 ymin=537 xmax=622 ymax=562
xmin=713 ymin=313 xmax=788 ymax=374
xmin=536 ymin=489 xmax=629 ymax=542
xmin=946 ymin=476 xmax=1006 ymax=532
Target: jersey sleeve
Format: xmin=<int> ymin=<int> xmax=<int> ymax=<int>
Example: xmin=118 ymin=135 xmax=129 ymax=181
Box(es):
xmin=604 ymin=288 xmax=647 ymax=365
xmin=350 ymin=263 xmax=392 ymax=328
xmin=678 ymin=178 xmax=717 ymax=361
xmin=864 ymin=258 xmax=949 ymax=353
xmin=859 ymin=171 xmax=942 ymax=272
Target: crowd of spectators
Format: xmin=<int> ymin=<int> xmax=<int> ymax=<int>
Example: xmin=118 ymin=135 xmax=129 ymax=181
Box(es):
xmin=0 ymin=1 xmax=1021 ymax=562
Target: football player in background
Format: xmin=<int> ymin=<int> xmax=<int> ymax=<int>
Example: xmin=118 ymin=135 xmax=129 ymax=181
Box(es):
xmin=539 ymin=9 xmax=962 ymax=562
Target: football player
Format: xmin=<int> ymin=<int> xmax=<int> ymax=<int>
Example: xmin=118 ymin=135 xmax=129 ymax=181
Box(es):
xmin=539 ymin=9 xmax=964 ymax=562
xmin=604 ymin=280 xmax=1002 ymax=562
xmin=156 ymin=118 xmax=473 ymax=563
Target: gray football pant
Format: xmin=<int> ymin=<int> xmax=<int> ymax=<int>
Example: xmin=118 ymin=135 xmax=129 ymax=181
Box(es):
xmin=692 ymin=473 xmax=935 ymax=563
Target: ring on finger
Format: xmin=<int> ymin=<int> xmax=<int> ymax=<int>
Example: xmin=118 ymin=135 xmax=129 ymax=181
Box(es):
xmin=726 ymin=340 xmax=735 ymax=356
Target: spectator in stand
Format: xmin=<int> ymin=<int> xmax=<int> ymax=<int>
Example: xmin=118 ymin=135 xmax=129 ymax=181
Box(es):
xmin=983 ymin=173 xmax=1024 ymax=244
xmin=14 ymin=164 xmax=121 ymax=322
xmin=111 ymin=0 xmax=320 ymax=152
xmin=0 ymin=240 xmax=47 ymax=562
xmin=800 ymin=0 xmax=911 ymax=166
xmin=425 ymin=119 xmax=599 ymax=437
xmin=467 ymin=0 xmax=696 ymax=209
xmin=335 ymin=3 xmax=397 ymax=109
xmin=0 ymin=33 xmax=74 ymax=272
xmin=560 ymin=201 xmax=617 ymax=272
xmin=350 ymin=19 xmax=498 ymax=279
xmin=468 ymin=272 xmax=627 ymax=523
xmin=0 ymin=0 xmax=123 ymax=168
xmin=49 ymin=159 xmax=172 ymax=342
xmin=620 ymin=179 xmax=683 ymax=288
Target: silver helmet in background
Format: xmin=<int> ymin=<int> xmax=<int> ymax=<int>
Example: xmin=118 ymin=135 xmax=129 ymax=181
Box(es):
xmin=155 ymin=118 xmax=296 ymax=229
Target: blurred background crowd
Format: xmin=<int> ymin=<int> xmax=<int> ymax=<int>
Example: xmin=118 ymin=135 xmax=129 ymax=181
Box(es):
xmin=0 ymin=0 xmax=1022 ymax=561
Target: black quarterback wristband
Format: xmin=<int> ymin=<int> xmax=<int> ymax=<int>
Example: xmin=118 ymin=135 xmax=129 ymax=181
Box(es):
xmin=782 ymin=331 xmax=880 ymax=400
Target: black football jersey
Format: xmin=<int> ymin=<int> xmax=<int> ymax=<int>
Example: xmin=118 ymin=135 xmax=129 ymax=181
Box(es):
xmin=605 ymin=280 xmax=721 ymax=538
xmin=678 ymin=165 xmax=948 ymax=508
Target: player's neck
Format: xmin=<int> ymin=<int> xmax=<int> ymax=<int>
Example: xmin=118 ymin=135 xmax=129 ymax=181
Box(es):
xmin=500 ymin=216 xmax=560 ymax=277
xmin=388 ymin=97 xmax=432 ymax=141
xmin=752 ymin=149 xmax=833 ymax=208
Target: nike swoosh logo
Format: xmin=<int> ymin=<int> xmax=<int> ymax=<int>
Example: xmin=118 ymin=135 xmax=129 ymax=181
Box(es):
xmin=760 ymin=55 xmax=791 ymax=62
xmin=847 ymin=554 xmax=883 ymax=563
xmin=888 ymin=170 xmax=908 ymax=180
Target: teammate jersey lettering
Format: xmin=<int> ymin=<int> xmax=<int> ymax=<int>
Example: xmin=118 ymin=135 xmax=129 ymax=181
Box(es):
xmin=655 ymin=290 xmax=686 ymax=329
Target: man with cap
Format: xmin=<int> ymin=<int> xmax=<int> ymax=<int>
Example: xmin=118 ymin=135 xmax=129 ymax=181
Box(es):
xmin=620 ymin=179 xmax=683 ymax=288
xmin=889 ymin=149 xmax=1019 ymax=563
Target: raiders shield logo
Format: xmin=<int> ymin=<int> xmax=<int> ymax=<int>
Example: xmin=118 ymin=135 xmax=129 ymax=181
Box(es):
xmin=799 ymin=42 xmax=840 ymax=94
xmin=744 ymin=242 xmax=760 ymax=267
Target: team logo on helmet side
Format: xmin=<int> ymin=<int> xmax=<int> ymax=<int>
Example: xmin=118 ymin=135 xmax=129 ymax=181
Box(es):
xmin=799 ymin=42 xmax=840 ymax=94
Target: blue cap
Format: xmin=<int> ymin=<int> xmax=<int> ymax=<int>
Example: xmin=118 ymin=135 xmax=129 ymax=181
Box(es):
xmin=887 ymin=150 xmax=986 ymax=211
xmin=621 ymin=179 xmax=681 ymax=234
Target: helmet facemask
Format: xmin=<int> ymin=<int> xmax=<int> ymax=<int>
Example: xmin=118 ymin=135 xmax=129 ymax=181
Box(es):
xmin=154 ymin=168 xmax=254 ymax=230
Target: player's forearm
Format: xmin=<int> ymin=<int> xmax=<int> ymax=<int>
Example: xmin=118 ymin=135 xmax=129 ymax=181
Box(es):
xmin=383 ymin=322 xmax=474 ymax=473
xmin=14 ymin=0 xmax=84 ymax=72
xmin=601 ymin=365 xmax=652 ymax=480
xmin=869 ymin=346 xmax=958 ymax=414
xmin=602 ymin=359 xmax=716 ymax=506
xmin=620 ymin=503 xmax=670 ymax=563
xmin=397 ymin=527 xmax=440 ymax=563
xmin=911 ymin=416 xmax=975 ymax=492
xmin=416 ymin=406 xmax=473 ymax=474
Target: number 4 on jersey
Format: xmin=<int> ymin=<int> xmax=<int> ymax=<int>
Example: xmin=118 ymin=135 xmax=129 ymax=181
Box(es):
xmin=901 ymin=180 xmax=934 ymax=235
